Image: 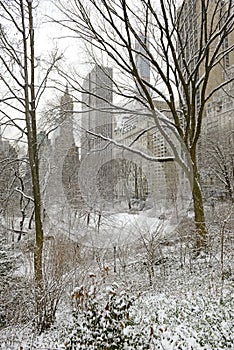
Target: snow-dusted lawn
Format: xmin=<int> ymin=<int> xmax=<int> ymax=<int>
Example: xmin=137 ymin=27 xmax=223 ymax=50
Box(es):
xmin=1 ymin=205 xmax=233 ymax=350
xmin=1 ymin=270 xmax=233 ymax=350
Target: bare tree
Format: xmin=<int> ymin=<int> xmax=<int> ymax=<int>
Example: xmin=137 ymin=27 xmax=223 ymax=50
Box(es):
xmin=53 ymin=0 xmax=234 ymax=249
xmin=0 ymin=0 xmax=62 ymax=331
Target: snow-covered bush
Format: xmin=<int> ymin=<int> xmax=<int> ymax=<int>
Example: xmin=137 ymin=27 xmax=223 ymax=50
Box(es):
xmin=64 ymin=284 xmax=148 ymax=350
xmin=62 ymin=263 xmax=233 ymax=350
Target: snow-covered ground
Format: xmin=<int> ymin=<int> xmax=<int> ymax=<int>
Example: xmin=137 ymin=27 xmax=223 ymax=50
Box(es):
xmin=1 ymin=269 xmax=233 ymax=350
xmin=0 ymin=204 xmax=233 ymax=350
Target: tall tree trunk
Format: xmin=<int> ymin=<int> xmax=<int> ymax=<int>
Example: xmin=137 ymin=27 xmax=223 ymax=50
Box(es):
xmin=28 ymin=0 xmax=44 ymax=287
xmin=191 ymin=147 xmax=207 ymax=250
xmin=31 ymin=158 xmax=44 ymax=285
xmin=20 ymin=0 xmax=44 ymax=331
xmin=192 ymin=176 xmax=207 ymax=249
xmin=31 ymin=157 xmax=44 ymax=332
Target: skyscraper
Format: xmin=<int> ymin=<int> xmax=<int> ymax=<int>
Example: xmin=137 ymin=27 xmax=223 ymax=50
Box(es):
xmin=135 ymin=34 xmax=150 ymax=82
xmin=135 ymin=33 xmax=151 ymax=96
xmin=42 ymin=87 xmax=76 ymax=213
xmin=81 ymin=65 xmax=113 ymax=159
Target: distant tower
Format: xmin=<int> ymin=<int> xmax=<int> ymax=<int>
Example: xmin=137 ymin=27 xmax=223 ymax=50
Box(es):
xmin=51 ymin=85 xmax=74 ymax=147
xmin=60 ymin=84 xmax=74 ymax=119
xmin=43 ymin=86 xmax=75 ymax=214
xmin=81 ymin=65 xmax=113 ymax=159
xmin=135 ymin=33 xmax=150 ymax=94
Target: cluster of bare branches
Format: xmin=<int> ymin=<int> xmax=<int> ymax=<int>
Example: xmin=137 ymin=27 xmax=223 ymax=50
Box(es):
xmin=50 ymin=0 xmax=234 ymax=249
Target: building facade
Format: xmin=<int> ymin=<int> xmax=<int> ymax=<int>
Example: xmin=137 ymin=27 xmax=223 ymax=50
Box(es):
xmin=113 ymin=101 xmax=180 ymax=211
xmin=204 ymin=65 xmax=234 ymax=142
xmin=177 ymin=0 xmax=234 ymax=110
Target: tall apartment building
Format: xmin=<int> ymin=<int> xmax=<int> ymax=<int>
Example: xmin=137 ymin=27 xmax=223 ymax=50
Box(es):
xmin=177 ymin=0 xmax=234 ymax=109
xmin=81 ymin=65 xmax=113 ymax=160
xmin=205 ymin=65 xmax=234 ymax=141
xmin=177 ymin=1 xmax=234 ymax=199
xmin=114 ymin=101 xmax=179 ymax=211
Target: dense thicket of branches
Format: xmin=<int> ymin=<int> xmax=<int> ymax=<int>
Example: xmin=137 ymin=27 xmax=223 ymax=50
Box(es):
xmin=54 ymin=0 xmax=234 ymax=249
